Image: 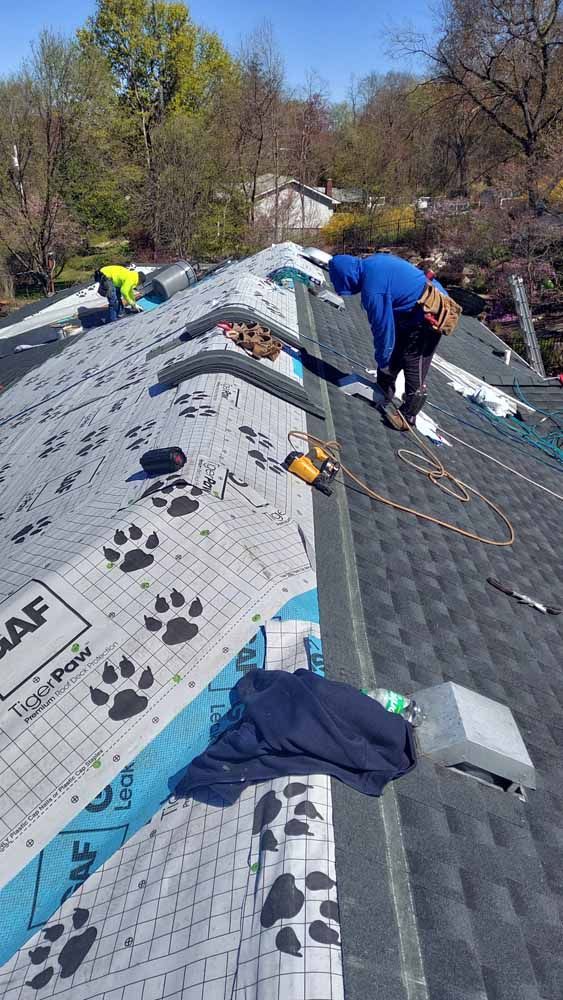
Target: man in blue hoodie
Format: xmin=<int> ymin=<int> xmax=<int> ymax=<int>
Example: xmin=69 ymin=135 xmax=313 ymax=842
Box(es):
xmin=328 ymin=253 xmax=460 ymax=429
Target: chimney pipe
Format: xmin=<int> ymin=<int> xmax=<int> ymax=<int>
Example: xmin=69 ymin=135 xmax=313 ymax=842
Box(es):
xmin=325 ymin=178 xmax=333 ymax=199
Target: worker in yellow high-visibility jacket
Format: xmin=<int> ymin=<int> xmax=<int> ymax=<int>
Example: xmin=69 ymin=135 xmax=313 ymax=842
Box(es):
xmin=94 ymin=266 xmax=147 ymax=323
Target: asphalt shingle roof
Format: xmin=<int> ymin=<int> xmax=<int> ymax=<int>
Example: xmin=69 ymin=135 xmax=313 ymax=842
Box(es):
xmin=438 ymin=315 xmax=534 ymax=382
xmin=300 ymin=286 xmax=563 ymax=1000
xmin=0 ymin=325 xmax=86 ymax=393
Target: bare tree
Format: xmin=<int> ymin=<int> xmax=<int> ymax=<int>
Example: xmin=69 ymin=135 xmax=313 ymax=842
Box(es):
xmin=286 ymin=73 xmax=331 ymax=229
xmin=231 ymin=22 xmax=284 ymax=224
xmin=396 ymin=0 xmax=563 ymax=206
xmin=343 ymin=72 xmax=426 ymax=200
xmin=412 ymin=87 xmax=512 ymax=195
xmin=0 ymin=32 xmax=101 ymax=292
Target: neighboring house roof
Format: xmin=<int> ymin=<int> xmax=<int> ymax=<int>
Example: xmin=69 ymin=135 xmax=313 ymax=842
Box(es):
xmin=312 ymin=186 xmax=365 ymax=204
xmin=254 ymin=175 xmax=340 ymax=206
xmin=253 ymin=173 xmax=293 ymax=197
xmin=332 ymin=187 xmax=364 ymax=203
xmin=241 ymin=176 xmax=364 ymax=208
xmin=300 ymin=285 xmax=563 ymax=1000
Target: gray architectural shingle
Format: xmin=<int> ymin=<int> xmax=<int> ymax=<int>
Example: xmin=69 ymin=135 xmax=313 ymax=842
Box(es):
xmin=301 ymin=286 xmax=563 ymax=1000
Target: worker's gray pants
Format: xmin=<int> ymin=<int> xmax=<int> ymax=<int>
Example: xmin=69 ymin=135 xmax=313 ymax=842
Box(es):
xmin=377 ymin=323 xmax=441 ymax=421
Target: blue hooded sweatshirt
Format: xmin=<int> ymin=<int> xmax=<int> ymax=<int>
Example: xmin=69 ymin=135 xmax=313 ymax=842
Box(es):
xmin=329 ymin=253 xmax=447 ymax=368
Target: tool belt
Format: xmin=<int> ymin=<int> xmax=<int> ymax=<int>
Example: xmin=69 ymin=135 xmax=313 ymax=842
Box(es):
xmin=224 ymin=322 xmax=283 ymax=362
xmin=97 ymin=274 xmax=117 ymax=301
xmin=417 ymin=283 xmax=462 ymax=336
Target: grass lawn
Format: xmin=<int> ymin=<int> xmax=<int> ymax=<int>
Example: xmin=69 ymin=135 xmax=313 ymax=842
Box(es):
xmin=55 ymin=237 xmax=131 ymax=288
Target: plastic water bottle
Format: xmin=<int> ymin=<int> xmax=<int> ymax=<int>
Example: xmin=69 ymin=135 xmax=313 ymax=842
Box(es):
xmin=361 ymin=687 xmax=422 ymax=727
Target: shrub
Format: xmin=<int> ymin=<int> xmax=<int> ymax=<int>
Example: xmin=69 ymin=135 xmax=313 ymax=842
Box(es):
xmin=320 ymin=212 xmax=363 ymax=244
xmin=321 ymin=206 xmax=416 ymax=251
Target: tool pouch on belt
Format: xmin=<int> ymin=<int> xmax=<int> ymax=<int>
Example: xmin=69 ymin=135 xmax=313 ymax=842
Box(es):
xmin=97 ymin=274 xmax=113 ymax=300
xmin=417 ymin=283 xmax=462 ymax=336
xmin=225 ymin=322 xmax=283 ymax=362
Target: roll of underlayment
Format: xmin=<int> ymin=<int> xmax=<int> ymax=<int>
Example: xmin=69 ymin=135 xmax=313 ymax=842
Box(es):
xmin=151 ymin=260 xmax=197 ymax=300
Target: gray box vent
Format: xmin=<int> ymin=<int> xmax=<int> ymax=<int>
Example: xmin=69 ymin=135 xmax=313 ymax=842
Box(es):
xmin=414 ymin=682 xmax=535 ymax=799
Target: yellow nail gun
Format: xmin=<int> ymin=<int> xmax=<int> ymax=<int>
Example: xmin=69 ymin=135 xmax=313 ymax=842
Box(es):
xmin=283 ymin=446 xmax=340 ymax=496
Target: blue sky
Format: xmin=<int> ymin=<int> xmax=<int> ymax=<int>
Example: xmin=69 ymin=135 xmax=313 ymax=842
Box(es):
xmin=0 ymin=0 xmax=429 ymax=100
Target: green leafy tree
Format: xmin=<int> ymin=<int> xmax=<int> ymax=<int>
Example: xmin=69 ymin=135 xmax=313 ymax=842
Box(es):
xmin=79 ymin=0 xmax=233 ymax=175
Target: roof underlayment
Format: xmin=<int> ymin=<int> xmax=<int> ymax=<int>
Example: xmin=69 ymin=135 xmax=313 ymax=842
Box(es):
xmin=0 ymin=243 xmax=345 ymax=1000
xmin=1 ymin=243 xmax=563 ymax=1000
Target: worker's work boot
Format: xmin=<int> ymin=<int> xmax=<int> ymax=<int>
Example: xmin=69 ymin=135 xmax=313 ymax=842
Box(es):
xmin=381 ymin=387 xmax=428 ymax=432
xmin=380 ymin=400 xmax=411 ymax=431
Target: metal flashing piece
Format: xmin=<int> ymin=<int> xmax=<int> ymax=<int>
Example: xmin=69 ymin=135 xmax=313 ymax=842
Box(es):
xmin=300 ymin=247 xmax=333 ymax=268
xmin=338 ymin=374 xmax=386 ymax=405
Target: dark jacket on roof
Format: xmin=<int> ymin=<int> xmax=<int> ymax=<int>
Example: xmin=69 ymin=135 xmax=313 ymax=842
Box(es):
xmin=176 ymin=668 xmax=416 ymax=803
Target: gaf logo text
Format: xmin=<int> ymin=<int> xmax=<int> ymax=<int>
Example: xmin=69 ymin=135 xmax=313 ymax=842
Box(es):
xmin=0 ymin=580 xmax=90 ymax=701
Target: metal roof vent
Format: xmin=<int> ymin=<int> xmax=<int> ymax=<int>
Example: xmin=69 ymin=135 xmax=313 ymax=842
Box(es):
xmin=299 ymin=247 xmax=333 ymax=269
xmin=414 ymin=682 xmax=535 ymax=800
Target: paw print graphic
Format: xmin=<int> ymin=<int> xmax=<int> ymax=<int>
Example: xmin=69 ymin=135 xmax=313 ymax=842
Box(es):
xmin=32 ymin=376 xmax=50 ymax=394
xmin=174 ymin=391 xmax=217 ymax=419
xmin=11 ymin=517 xmax=51 ymax=544
xmin=38 ymin=430 xmax=69 ymax=459
xmin=124 ymin=362 xmax=148 ymax=382
xmin=249 ymin=451 xmax=284 ymax=474
xmin=124 ymin=420 xmax=156 ymax=451
xmin=159 ymin=353 xmax=180 ymax=372
xmin=11 ymin=414 xmax=33 ymax=431
xmin=37 ymin=406 xmax=63 ymax=427
xmin=238 ymin=426 xmax=284 ymax=474
xmin=142 ymin=476 xmax=202 ymax=518
xmin=239 ymin=425 xmax=273 ymax=450
xmin=77 ymin=425 xmax=109 ymax=458
xmin=145 ymin=590 xmax=203 ymax=645
xmin=25 ymin=907 xmax=97 ymax=991
xmin=103 ymin=524 xmax=159 ymax=573
xmin=90 ymin=655 xmax=154 ymax=720
xmin=92 ymin=371 xmax=116 ymax=389
xmin=252 ymin=783 xmax=338 ymax=959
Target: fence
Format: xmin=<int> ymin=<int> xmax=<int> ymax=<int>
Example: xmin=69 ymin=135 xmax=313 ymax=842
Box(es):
xmin=332 ymin=218 xmax=429 ymax=254
xmin=501 ymin=328 xmax=563 ymax=377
